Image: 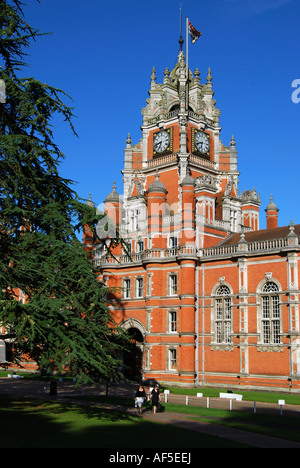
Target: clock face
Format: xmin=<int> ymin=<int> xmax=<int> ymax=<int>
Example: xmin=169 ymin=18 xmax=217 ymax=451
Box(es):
xmin=153 ymin=130 xmax=170 ymax=153
xmin=195 ymin=131 xmax=209 ymax=154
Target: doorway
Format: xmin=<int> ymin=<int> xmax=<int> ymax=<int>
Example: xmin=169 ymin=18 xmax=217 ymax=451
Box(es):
xmin=123 ymin=327 xmax=144 ymax=381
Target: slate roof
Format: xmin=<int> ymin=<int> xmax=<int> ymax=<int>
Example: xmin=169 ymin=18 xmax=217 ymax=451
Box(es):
xmin=218 ymin=223 xmax=300 ymax=247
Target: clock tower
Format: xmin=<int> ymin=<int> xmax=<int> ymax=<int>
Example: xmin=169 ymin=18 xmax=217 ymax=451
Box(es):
xmin=89 ymin=31 xmax=300 ymax=391
xmin=85 ymin=21 xmax=300 ymax=391
xmin=93 ymin=38 xmax=270 ymax=388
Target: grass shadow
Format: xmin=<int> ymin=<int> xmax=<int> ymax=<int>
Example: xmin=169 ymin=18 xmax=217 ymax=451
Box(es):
xmin=0 ymin=397 xmax=249 ymax=448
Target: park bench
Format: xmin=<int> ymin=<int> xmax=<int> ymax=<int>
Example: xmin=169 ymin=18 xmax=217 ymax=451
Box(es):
xmin=219 ymin=392 xmax=243 ymax=401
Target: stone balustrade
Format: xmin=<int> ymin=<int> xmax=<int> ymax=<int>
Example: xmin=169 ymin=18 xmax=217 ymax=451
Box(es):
xmin=94 ymin=233 xmax=299 ymax=267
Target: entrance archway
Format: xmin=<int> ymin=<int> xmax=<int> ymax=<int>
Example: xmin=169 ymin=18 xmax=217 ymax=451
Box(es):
xmin=121 ymin=319 xmax=145 ymax=382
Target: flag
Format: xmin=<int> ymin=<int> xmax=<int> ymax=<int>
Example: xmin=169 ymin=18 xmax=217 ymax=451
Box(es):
xmin=188 ymin=20 xmax=201 ymax=43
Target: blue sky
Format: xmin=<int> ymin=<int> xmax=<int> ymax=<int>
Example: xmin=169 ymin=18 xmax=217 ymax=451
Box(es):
xmin=20 ymin=0 xmax=300 ymax=230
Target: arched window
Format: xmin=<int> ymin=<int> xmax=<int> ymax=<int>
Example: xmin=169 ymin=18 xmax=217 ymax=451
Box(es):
xmin=215 ymin=285 xmax=232 ymax=344
xmin=261 ymin=282 xmax=281 ymax=344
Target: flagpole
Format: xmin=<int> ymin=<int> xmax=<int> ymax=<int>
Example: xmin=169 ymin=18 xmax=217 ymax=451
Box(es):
xmin=186 ymin=16 xmax=188 ymax=79
xmin=179 ymin=4 xmax=183 ymax=51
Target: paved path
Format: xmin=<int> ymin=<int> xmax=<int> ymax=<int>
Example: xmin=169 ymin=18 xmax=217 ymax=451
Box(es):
xmin=142 ymin=410 xmax=300 ymax=448
xmin=1 ymin=378 xmax=300 ymax=448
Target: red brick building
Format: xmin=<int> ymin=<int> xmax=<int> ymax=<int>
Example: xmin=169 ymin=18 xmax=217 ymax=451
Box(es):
xmin=87 ymin=50 xmax=300 ymax=391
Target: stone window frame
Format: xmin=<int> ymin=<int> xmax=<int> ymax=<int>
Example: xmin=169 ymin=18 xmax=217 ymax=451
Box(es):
xmin=167 ymin=309 xmax=178 ymax=333
xmin=136 ymin=239 xmax=144 ymax=253
xmin=135 ymin=276 xmax=144 ymax=298
xmin=257 ymin=277 xmax=282 ymax=346
xmin=211 ymin=281 xmax=233 ymax=345
xmin=168 ymin=272 xmax=178 ymax=296
xmin=167 ymin=346 xmax=177 ymax=371
xmin=130 ymin=208 xmax=140 ymax=231
xmin=169 ymin=235 xmax=178 ymax=248
xmin=122 ymin=277 xmax=131 ymax=299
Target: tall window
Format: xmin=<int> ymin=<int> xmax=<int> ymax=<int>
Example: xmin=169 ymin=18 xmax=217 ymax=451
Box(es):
xmin=168 ymin=274 xmax=178 ymax=295
xmin=168 ymin=348 xmax=177 ymax=370
xmin=168 ymin=311 xmax=177 ymax=333
xmin=136 ymin=277 xmax=144 ymax=298
xmin=215 ymin=285 xmax=232 ymax=344
xmin=261 ymin=282 xmax=281 ymax=344
xmin=230 ymin=209 xmax=237 ymax=232
xmin=123 ymin=278 xmax=131 ymax=299
xmin=131 ymin=209 xmax=140 ymax=231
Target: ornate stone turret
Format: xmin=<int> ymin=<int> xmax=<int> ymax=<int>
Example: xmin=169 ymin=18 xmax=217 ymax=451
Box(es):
xmin=104 ymin=182 xmax=122 ymax=227
xmin=265 ymin=195 xmax=279 ymax=229
xmin=147 ymin=170 xmax=167 ymax=194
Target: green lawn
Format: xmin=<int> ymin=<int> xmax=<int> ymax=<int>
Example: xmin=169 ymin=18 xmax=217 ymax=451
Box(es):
xmin=1 ymin=372 xmax=300 ymax=448
xmin=165 ymin=386 xmax=300 ymax=405
xmin=0 ymin=398 xmax=249 ymax=448
xmin=0 ymin=389 xmax=300 ymax=448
